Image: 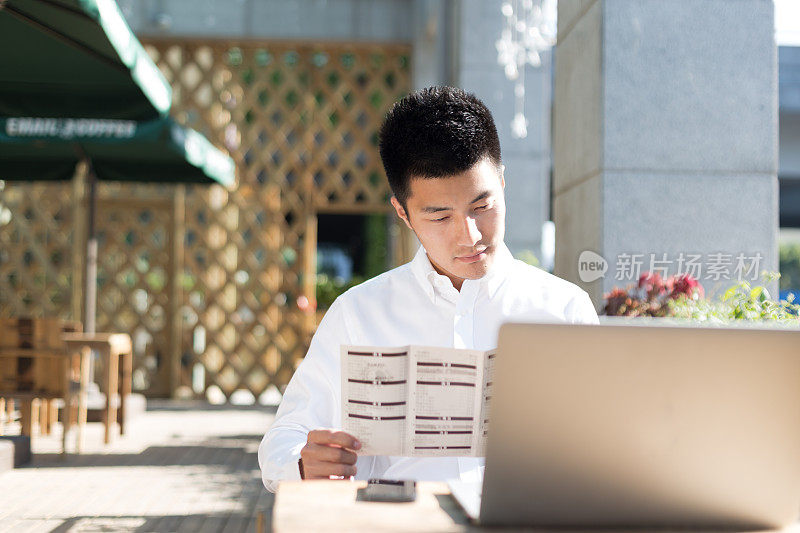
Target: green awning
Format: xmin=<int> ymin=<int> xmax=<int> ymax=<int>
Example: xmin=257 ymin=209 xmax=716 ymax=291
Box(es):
xmin=0 ymin=116 xmax=235 ymax=187
xmin=0 ymin=0 xmax=235 ymax=334
xmin=0 ymin=0 xmax=171 ymax=119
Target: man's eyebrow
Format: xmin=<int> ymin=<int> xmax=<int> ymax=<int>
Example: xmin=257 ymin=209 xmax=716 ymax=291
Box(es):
xmin=420 ymin=191 xmax=492 ymax=214
xmin=471 ymin=191 xmax=491 ymax=203
xmin=421 ymin=205 xmax=451 ymax=214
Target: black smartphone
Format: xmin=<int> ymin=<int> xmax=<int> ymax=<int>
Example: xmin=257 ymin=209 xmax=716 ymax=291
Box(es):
xmin=357 ymin=479 xmax=417 ymax=502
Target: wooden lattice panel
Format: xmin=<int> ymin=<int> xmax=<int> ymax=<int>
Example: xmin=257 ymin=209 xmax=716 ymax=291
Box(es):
xmin=305 ymin=48 xmax=411 ymax=208
xmin=94 ymin=192 xmax=174 ymax=396
xmin=0 ymin=181 xmax=77 ymax=320
xmin=141 ymin=39 xmax=411 ymax=399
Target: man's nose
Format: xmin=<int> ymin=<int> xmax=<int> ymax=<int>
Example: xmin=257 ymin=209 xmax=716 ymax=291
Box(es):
xmin=457 ymin=216 xmax=482 ymax=247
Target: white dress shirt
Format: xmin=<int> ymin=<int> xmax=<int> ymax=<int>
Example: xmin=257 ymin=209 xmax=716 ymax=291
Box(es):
xmin=258 ymin=242 xmax=599 ymax=492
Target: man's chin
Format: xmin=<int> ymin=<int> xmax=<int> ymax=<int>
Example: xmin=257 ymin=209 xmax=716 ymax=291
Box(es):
xmin=451 ymin=254 xmax=493 ymax=280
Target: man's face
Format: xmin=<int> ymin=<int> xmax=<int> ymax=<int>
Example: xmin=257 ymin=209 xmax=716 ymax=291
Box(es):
xmin=391 ymin=158 xmax=506 ymax=290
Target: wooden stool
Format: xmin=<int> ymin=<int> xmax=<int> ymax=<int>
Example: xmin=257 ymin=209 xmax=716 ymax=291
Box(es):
xmin=63 ymin=333 xmax=133 ymax=445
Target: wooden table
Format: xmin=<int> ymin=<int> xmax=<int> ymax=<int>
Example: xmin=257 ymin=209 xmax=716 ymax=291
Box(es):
xmin=62 ymin=333 xmax=132 ymax=448
xmin=274 ymin=481 xmax=468 ymax=532
xmin=273 ymin=481 xmax=800 ymax=533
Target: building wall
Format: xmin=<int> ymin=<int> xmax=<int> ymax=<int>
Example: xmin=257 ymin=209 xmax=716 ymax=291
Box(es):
xmin=119 ymin=0 xmax=414 ymax=42
xmin=779 ymin=46 xmax=800 ymax=227
xmin=780 ymin=113 xmax=800 ymax=179
xmin=780 ymin=46 xmax=800 ymax=180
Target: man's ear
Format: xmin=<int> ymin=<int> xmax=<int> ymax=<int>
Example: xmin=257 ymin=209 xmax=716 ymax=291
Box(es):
xmin=390 ymin=196 xmax=413 ymax=230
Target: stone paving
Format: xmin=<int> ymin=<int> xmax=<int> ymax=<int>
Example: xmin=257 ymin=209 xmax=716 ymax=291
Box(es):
xmin=0 ymin=401 xmax=277 ymax=532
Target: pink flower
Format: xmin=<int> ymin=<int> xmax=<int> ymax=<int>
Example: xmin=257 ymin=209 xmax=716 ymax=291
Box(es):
xmin=604 ymin=288 xmax=627 ymax=315
xmin=296 ymin=295 xmax=317 ymax=313
xmin=638 ymin=272 xmax=666 ymax=297
xmin=604 ymin=272 xmax=706 ymax=317
xmin=670 ymin=274 xmax=704 ymax=300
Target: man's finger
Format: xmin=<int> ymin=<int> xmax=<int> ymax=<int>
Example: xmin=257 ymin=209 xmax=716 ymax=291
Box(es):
xmin=313 ymin=444 xmax=358 ymax=465
xmin=300 ymin=443 xmax=357 ymax=466
xmin=307 ymin=429 xmax=361 ymax=450
xmin=301 ymin=443 xmax=357 ymax=465
xmin=300 ymin=444 xmax=358 ymax=465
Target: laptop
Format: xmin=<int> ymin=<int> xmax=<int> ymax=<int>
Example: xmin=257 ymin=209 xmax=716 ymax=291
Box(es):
xmin=449 ymin=321 xmax=800 ymax=529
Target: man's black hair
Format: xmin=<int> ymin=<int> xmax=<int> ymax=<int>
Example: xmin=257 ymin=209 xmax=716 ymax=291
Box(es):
xmin=378 ymin=86 xmax=502 ymax=209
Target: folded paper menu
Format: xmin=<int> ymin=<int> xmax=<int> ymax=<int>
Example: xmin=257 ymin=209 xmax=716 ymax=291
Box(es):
xmin=341 ymin=345 xmax=495 ymax=457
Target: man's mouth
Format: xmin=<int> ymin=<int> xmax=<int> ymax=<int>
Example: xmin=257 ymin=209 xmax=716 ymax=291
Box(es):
xmin=455 ymin=248 xmax=489 ymax=263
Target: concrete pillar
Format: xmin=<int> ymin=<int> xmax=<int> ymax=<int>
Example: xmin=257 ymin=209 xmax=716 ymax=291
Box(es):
xmin=553 ymin=0 xmax=778 ymax=306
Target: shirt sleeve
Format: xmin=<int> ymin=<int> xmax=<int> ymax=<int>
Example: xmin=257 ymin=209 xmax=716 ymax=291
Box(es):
xmin=565 ymin=288 xmax=600 ymax=325
xmin=258 ymin=296 xmax=351 ymax=492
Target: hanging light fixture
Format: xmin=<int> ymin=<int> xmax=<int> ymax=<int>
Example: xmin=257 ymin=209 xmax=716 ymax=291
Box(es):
xmin=495 ymin=0 xmax=556 ymax=138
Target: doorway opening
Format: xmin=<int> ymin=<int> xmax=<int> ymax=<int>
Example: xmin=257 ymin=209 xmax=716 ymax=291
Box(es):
xmin=315 ymin=212 xmax=392 ymax=309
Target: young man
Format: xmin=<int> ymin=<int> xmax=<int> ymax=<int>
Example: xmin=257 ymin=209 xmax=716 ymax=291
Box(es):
xmin=258 ymin=86 xmax=598 ymax=492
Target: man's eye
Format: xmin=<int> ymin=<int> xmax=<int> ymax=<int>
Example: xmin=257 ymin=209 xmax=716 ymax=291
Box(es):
xmin=431 ymin=216 xmax=449 ymax=222
xmin=475 ymin=204 xmax=489 ymax=211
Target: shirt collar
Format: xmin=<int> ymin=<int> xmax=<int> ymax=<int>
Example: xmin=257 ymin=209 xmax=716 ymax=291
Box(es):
xmin=484 ymin=242 xmax=514 ymax=298
xmin=410 ymin=242 xmax=515 ymax=302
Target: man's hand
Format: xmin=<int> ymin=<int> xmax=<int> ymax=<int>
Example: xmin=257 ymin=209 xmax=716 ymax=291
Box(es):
xmin=299 ymin=429 xmax=361 ymax=480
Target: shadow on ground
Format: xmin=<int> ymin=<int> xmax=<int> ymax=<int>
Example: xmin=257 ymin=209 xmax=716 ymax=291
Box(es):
xmin=48 ymin=508 xmax=274 ymax=533
xmin=3 ymin=401 xmax=279 ymax=532
xmin=28 ymin=439 xmax=260 ymax=471
xmin=145 ymin=401 xmax=279 ymax=414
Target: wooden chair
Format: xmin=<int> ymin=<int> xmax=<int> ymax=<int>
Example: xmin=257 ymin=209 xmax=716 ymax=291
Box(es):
xmin=0 ymin=318 xmax=134 ymax=452
xmin=0 ymin=317 xmax=87 ymax=455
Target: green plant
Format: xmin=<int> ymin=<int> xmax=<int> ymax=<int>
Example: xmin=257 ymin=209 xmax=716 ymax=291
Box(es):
xmin=669 ymin=272 xmax=800 ymax=324
xmin=363 ymin=214 xmax=388 ymax=278
xmin=605 ymin=271 xmax=799 ymax=323
xmin=515 ymin=249 xmax=541 ymax=268
xmin=315 ymin=273 xmax=367 ymax=310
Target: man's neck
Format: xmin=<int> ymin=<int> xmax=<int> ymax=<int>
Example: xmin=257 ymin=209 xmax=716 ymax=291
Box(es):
xmin=427 ymin=254 xmax=466 ymax=291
